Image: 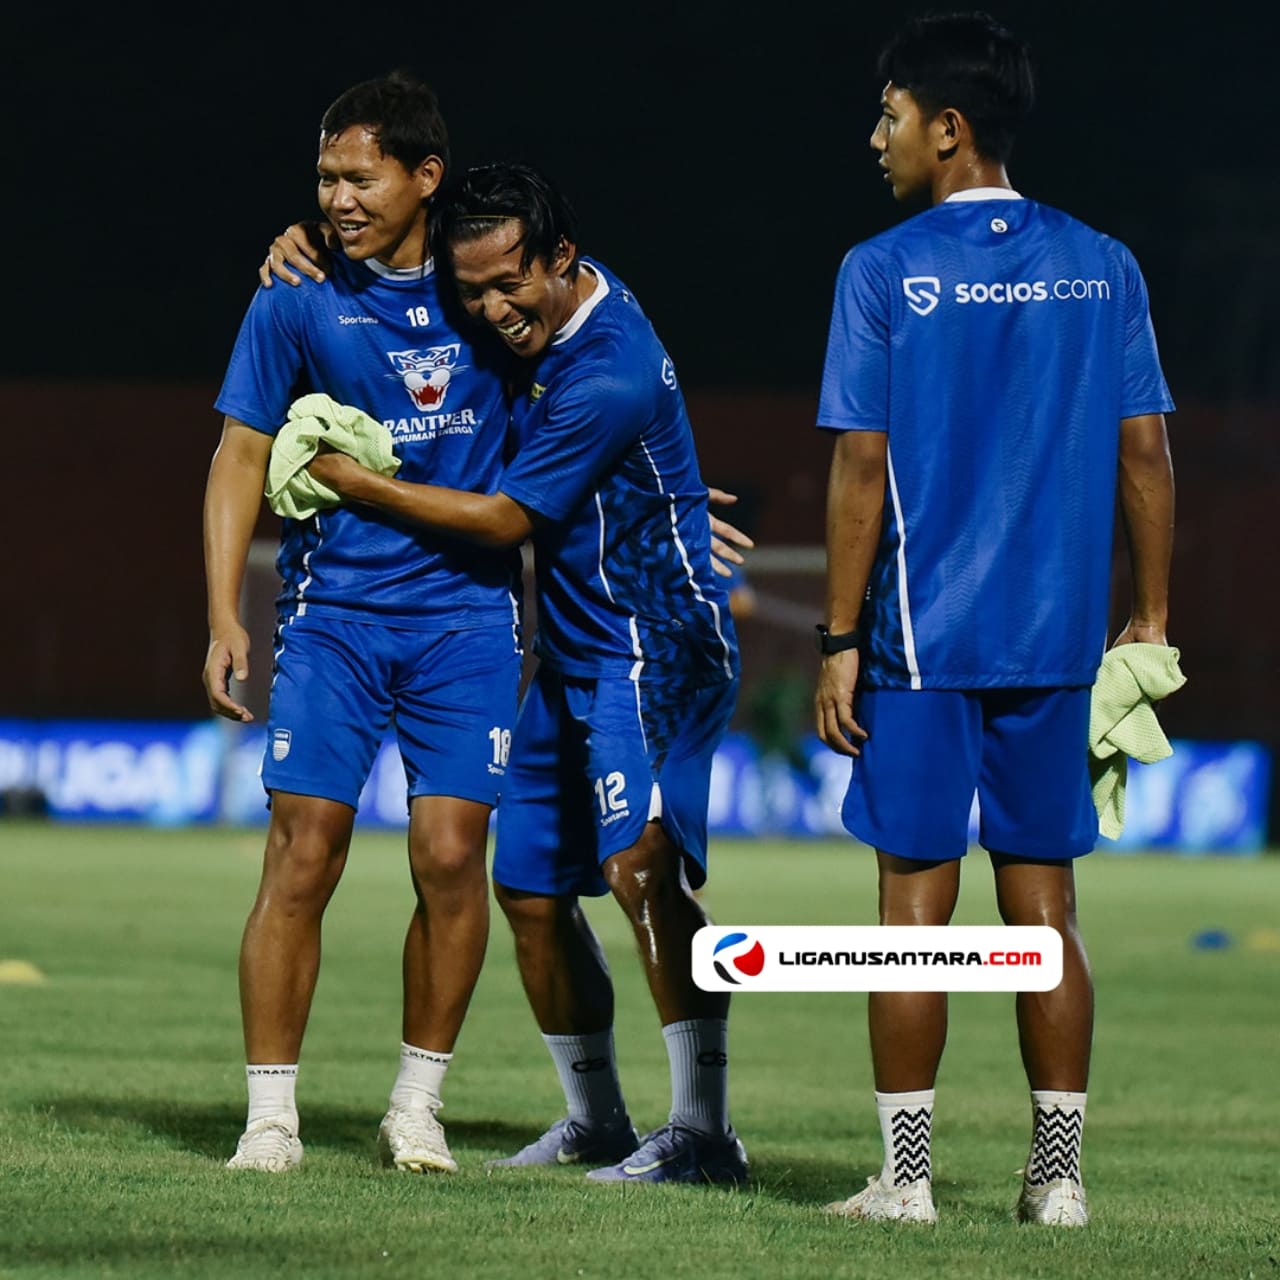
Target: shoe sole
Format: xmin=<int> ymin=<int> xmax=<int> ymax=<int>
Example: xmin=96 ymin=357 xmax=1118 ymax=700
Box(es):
xmin=389 ymin=1156 xmax=458 ymax=1174
xmin=826 ymin=1204 xmax=937 ymax=1223
xmin=587 ymin=1165 xmax=749 ymax=1186
xmin=378 ymin=1135 xmax=457 ymax=1174
xmin=226 ymin=1151 xmax=302 ymax=1173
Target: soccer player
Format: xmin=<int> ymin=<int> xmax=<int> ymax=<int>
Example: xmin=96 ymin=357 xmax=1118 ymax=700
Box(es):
xmin=306 ymin=163 xmax=749 ymax=1185
xmin=204 ymin=72 xmax=523 ymax=1174
xmin=813 ymin=14 xmax=1175 ymax=1226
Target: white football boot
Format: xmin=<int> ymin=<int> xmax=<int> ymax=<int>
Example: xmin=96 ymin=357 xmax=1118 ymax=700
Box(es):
xmin=226 ymin=1117 xmax=303 ymax=1172
xmin=825 ymin=1174 xmax=938 ymax=1223
xmin=378 ymin=1103 xmax=458 ymax=1173
xmin=1017 ymin=1176 xmax=1089 ymax=1226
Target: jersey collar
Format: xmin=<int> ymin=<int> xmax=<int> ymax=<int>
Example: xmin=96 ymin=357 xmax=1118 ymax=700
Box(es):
xmin=552 ymin=263 xmax=609 ymax=346
xmin=362 ymin=255 xmax=436 ymax=281
xmin=944 ymin=187 xmax=1024 ymax=202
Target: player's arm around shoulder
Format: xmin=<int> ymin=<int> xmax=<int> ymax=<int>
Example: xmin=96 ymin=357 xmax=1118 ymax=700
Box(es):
xmin=1114 ymin=412 xmax=1174 ymax=649
xmin=203 ymin=419 xmax=274 ymax=722
xmin=258 ymin=222 xmax=334 ymax=289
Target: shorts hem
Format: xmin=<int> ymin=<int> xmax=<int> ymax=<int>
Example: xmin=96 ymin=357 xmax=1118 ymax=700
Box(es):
xmin=843 ymin=817 xmax=969 ymax=863
xmin=407 ymin=784 xmax=501 ymax=809
xmin=264 ymin=781 xmax=361 ymax=812
xmin=979 ymin=839 xmax=1095 ymax=862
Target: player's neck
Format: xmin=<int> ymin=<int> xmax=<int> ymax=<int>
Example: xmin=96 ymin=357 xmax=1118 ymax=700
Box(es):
xmin=374 ymin=217 xmax=430 ymax=272
xmin=931 ymin=158 xmax=1013 ymax=206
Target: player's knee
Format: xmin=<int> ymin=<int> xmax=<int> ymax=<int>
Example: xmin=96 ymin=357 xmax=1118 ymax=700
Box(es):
xmin=603 ymin=844 xmax=682 ymax=920
xmin=261 ymin=803 xmax=350 ymax=896
xmin=260 ymin=827 xmax=345 ymax=909
xmin=495 ymin=882 xmax=566 ymax=938
xmin=409 ymin=829 xmax=487 ymax=890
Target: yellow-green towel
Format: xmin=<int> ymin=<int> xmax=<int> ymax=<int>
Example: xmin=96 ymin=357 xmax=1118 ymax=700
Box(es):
xmin=1088 ymin=643 xmax=1186 ymax=838
xmin=265 ymin=393 xmax=401 ymax=520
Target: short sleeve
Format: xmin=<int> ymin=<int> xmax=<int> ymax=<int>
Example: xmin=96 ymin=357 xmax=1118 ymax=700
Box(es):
xmin=816 ymin=246 xmax=892 ymax=432
xmin=1118 ymin=247 xmax=1176 ymax=418
xmin=214 ymin=286 xmax=307 ymax=436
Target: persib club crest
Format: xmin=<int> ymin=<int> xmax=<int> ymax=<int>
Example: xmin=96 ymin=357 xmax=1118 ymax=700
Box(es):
xmin=387 ymin=344 xmax=463 ymax=412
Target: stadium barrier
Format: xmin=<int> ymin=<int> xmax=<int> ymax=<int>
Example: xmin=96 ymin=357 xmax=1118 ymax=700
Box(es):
xmin=0 ymin=719 xmax=1269 ymax=854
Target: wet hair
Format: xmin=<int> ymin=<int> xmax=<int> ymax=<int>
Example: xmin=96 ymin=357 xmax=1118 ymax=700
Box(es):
xmin=430 ymin=163 xmax=580 ymax=279
xmin=319 ymin=70 xmax=450 ymax=176
xmin=877 ymin=12 xmax=1034 ymax=163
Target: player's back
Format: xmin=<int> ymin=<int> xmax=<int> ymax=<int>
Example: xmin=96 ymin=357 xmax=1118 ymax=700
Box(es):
xmin=819 ymin=196 xmax=1173 ymax=690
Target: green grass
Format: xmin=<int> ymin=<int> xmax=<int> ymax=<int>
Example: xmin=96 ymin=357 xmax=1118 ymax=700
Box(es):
xmin=1 ymin=826 xmax=1277 ymax=1278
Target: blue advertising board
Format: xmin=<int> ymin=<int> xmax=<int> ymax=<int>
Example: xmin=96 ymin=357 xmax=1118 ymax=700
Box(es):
xmin=0 ymin=721 xmax=1270 ymax=855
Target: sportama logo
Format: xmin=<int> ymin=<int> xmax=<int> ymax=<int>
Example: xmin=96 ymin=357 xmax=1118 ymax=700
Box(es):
xmin=713 ymin=932 xmax=765 ymax=984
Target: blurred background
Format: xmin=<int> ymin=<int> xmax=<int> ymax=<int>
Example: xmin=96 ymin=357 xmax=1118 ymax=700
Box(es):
xmin=2 ymin=1 xmax=1275 ymax=848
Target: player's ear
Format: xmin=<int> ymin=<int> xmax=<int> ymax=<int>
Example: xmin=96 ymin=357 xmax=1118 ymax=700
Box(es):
xmin=551 ymin=237 xmax=577 ymax=277
xmin=934 ymin=108 xmax=965 ymax=160
xmin=416 ymin=154 xmax=445 ymax=201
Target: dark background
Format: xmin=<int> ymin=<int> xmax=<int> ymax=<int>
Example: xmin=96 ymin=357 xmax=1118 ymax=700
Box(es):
xmin=4 ymin=3 xmax=1277 ymax=754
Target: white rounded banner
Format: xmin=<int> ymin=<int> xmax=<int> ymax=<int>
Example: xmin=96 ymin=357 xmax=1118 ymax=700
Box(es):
xmin=693 ymin=926 xmax=1063 ymax=992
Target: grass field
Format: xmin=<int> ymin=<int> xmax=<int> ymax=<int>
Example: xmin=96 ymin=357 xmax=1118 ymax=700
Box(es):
xmin=1 ymin=825 xmax=1277 ymax=1279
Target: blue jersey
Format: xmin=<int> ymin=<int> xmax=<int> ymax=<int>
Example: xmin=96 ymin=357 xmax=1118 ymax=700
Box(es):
xmin=498 ymin=260 xmax=738 ymax=685
xmin=216 ymin=254 xmax=519 ymax=630
xmin=818 ymin=192 xmax=1174 ymax=690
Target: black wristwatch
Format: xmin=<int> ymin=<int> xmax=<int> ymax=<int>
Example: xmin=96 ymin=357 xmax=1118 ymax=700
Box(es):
xmin=814 ymin=624 xmax=860 ymax=655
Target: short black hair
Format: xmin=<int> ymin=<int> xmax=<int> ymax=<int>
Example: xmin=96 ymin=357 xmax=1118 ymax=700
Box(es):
xmin=877 ymin=12 xmax=1034 ymax=163
xmin=430 ymin=163 xmax=580 ymax=279
xmin=319 ymin=70 xmax=450 ymax=176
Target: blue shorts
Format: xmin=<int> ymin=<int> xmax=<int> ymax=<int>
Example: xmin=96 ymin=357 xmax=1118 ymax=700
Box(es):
xmin=493 ymin=666 xmax=737 ymax=898
xmin=842 ymin=687 xmax=1098 ymax=862
xmin=261 ymin=614 xmax=521 ymax=811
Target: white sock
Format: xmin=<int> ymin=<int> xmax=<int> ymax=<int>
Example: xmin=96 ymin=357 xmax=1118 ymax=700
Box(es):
xmin=389 ymin=1042 xmax=451 ymax=1111
xmin=245 ymin=1063 xmax=298 ymax=1129
xmin=1027 ymin=1089 xmax=1086 ymax=1185
xmin=543 ymin=1029 xmax=627 ymax=1127
xmin=663 ymin=1018 xmax=730 ymax=1137
xmin=875 ymin=1088 xmax=934 ymax=1186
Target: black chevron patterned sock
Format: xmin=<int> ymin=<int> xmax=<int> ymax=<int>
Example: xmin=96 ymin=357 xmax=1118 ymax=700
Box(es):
xmin=1026 ymin=1091 xmax=1086 ymax=1185
xmin=875 ymin=1089 xmax=934 ymax=1186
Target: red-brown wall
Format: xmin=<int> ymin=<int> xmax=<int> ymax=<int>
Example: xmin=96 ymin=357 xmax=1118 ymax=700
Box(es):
xmin=1 ymin=381 xmax=1274 ymax=744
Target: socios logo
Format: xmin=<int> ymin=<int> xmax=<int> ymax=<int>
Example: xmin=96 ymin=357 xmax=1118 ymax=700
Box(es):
xmin=713 ymin=932 xmax=765 ymax=984
xmin=904 ymin=274 xmax=1112 ymax=316
xmin=902 ymin=276 xmax=941 ymax=317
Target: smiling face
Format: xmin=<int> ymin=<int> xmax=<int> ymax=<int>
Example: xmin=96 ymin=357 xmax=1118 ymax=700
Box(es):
xmin=316 ymin=126 xmax=441 ymax=269
xmin=869 ymin=82 xmax=940 ymax=203
xmin=449 ymin=221 xmax=580 ymax=358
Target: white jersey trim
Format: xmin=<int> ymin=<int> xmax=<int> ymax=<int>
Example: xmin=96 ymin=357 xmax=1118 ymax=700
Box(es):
xmin=293 ymin=513 xmax=324 ymax=616
xmin=638 ymin=439 xmax=735 ymax=680
xmin=885 ymin=446 xmax=922 ymax=690
xmin=943 ymin=187 xmax=1024 ymax=203
xmin=594 ymin=491 xmax=646 ymax=688
xmin=508 ymin=589 xmax=523 ymax=656
xmin=553 ymin=265 xmax=609 ymax=345
xmin=362 ymin=255 xmax=435 ymax=281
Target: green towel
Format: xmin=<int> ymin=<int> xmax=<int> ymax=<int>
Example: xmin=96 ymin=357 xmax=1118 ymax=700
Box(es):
xmin=265 ymin=393 xmax=401 ymax=520
xmin=1088 ymin=643 xmax=1187 ymax=838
